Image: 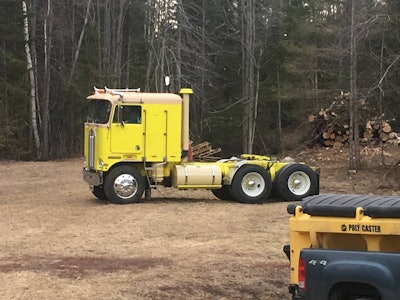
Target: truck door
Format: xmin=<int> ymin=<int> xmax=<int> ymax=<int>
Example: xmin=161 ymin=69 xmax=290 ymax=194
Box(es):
xmin=143 ymin=106 xmax=167 ymax=161
xmin=110 ymin=105 xmax=144 ymax=154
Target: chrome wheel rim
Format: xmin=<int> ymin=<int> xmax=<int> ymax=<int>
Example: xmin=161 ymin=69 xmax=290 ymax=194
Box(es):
xmin=113 ymin=173 xmax=138 ymax=199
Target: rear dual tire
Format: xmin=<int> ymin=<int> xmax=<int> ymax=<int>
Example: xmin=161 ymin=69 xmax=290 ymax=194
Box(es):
xmin=275 ymin=164 xmax=318 ymax=201
xmin=229 ymin=165 xmax=272 ymax=204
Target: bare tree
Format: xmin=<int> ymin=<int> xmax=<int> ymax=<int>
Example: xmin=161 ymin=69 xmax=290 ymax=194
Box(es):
xmin=68 ymin=0 xmax=92 ymax=89
xmin=42 ymin=0 xmax=53 ymax=159
xmin=241 ymin=0 xmax=258 ymax=154
xmin=348 ymin=0 xmax=360 ymax=170
xmin=22 ymin=0 xmax=40 ymax=157
xmin=145 ymin=0 xmax=178 ymax=92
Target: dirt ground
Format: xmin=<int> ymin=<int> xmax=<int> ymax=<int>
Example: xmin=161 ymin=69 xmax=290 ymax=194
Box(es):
xmin=1 ymin=146 xmax=400 ymax=300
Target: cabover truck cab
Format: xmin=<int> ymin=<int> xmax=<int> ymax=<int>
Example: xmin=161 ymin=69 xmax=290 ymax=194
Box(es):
xmin=286 ymin=194 xmax=400 ymax=300
xmin=83 ymin=87 xmax=320 ymax=204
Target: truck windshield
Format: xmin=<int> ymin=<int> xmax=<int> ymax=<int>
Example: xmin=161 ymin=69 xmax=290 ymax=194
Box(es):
xmin=86 ymin=99 xmax=111 ymax=124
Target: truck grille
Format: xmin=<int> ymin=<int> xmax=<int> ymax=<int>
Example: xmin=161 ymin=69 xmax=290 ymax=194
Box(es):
xmin=88 ymin=129 xmax=95 ymax=169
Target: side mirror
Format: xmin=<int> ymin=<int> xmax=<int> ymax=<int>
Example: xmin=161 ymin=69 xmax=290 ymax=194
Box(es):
xmin=116 ymin=105 xmax=124 ymax=127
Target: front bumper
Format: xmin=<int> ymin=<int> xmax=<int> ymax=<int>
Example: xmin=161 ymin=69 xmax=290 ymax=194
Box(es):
xmin=83 ymin=168 xmax=103 ymax=186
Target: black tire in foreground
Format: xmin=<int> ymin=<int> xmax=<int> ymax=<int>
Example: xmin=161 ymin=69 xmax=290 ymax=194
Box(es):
xmin=211 ymin=185 xmax=234 ymax=201
xmin=104 ymin=165 xmax=145 ymax=204
xmin=328 ymin=283 xmax=381 ymax=300
xmin=91 ymin=185 xmax=107 ymax=200
xmin=229 ymin=165 xmax=272 ymax=204
xmin=275 ymin=163 xmax=318 ymax=201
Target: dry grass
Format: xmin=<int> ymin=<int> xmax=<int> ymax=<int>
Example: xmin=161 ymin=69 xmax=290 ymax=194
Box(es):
xmin=1 ymin=146 xmax=399 ymax=299
xmin=0 ymin=159 xmax=290 ymax=300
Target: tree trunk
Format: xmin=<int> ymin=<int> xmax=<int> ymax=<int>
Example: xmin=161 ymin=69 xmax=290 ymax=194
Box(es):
xmin=241 ymin=0 xmax=256 ymax=154
xmin=42 ymin=0 xmax=53 ymax=159
xmin=349 ymin=0 xmax=361 ymax=170
xmin=115 ymin=0 xmax=127 ymax=87
xmin=96 ymin=0 xmax=102 ymax=73
xmin=68 ymin=0 xmax=92 ymax=89
xmin=22 ymin=0 xmax=40 ymax=157
xmin=176 ymin=1 xmax=182 ymax=90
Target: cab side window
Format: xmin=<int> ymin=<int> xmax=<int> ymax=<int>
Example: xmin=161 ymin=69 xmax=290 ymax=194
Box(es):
xmin=113 ymin=105 xmax=142 ymax=124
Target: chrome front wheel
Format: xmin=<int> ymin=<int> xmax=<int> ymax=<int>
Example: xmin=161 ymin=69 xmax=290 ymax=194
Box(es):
xmin=113 ymin=173 xmax=139 ymax=199
xmin=104 ymin=165 xmax=145 ymax=204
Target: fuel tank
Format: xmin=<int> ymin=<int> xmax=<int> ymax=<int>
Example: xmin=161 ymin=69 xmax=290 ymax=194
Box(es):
xmin=172 ymin=164 xmax=222 ymax=188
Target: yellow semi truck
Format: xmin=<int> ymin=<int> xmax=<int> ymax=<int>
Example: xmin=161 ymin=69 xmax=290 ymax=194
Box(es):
xmin=82 ymin=87 xmax=319 ymax=204
xmin=285 ymin=194 xmax=400 ymax=300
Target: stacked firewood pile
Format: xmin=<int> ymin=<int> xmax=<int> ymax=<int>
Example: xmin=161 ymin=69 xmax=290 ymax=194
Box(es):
xmin=363 ymin=120 xmax=400 ymax=146
xmin=308 ymin=94 xmax=399 ymax=147
xmin=308 ymin=112 xmax=350 ymax=147
xmin=308 ymin=94 xmax=352 ymax=148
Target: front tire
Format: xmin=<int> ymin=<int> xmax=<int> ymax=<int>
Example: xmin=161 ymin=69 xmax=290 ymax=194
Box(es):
xmin=91 ymin=185 xmax=107 ymax=200
xmin=104 ymin=165 xmax=145 ymax=204
xmin=275 ymin=164 xmax=318 ymax=201
xmin=229 ymin=165 xmax=272 ymax=204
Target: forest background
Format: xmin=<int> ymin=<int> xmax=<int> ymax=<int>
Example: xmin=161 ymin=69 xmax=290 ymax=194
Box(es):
xmin=1 ymin=0 xmax=400 ymax=162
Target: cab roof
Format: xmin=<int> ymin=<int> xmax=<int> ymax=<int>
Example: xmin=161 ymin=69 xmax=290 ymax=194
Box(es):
xmin=87 ymin=88 xmax=182 ymax=105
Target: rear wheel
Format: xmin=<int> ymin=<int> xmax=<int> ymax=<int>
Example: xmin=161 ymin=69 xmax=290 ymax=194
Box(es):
xmin=211 ymin=186 xmax=233 ymax=201
xmin=329 ymin=284 xmax=381 ymax=300
xmin=229 ymin=165 xmax=272 ymax=204
xmin=104 ymin=165 xmax=145 ymax=204
xmin=275 ymin=164 xmax=318 ymax=201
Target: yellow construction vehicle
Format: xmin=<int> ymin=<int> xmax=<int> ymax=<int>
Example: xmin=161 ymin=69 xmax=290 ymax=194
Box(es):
xmin=82 ymin=87 xmax=319 ymax=204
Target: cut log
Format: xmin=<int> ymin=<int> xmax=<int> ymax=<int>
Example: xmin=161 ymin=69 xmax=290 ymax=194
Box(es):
xmin=318 ymin=109 xmax=328 ymax=120
xmin=380 ymin=132 xmax=389 ymax=142
xmin=364 ymin=130 xmax=373 ymax=139
xmin=333 ymin=141 xmax=344 ymax=148
xmin=388 ymin=132 xmax=399 ymax=140
xmin=323 ymin=140 xmax=335 ymax=147
xmin=386 ymin=139 xmax=400 ymax=146
xmin=335 ymin=135 xmax=344 ymax=143
xmin=371 ymin=121 xmax=380 ymax=130
xmin=382 ymin=122 xmax=392 ymax=133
